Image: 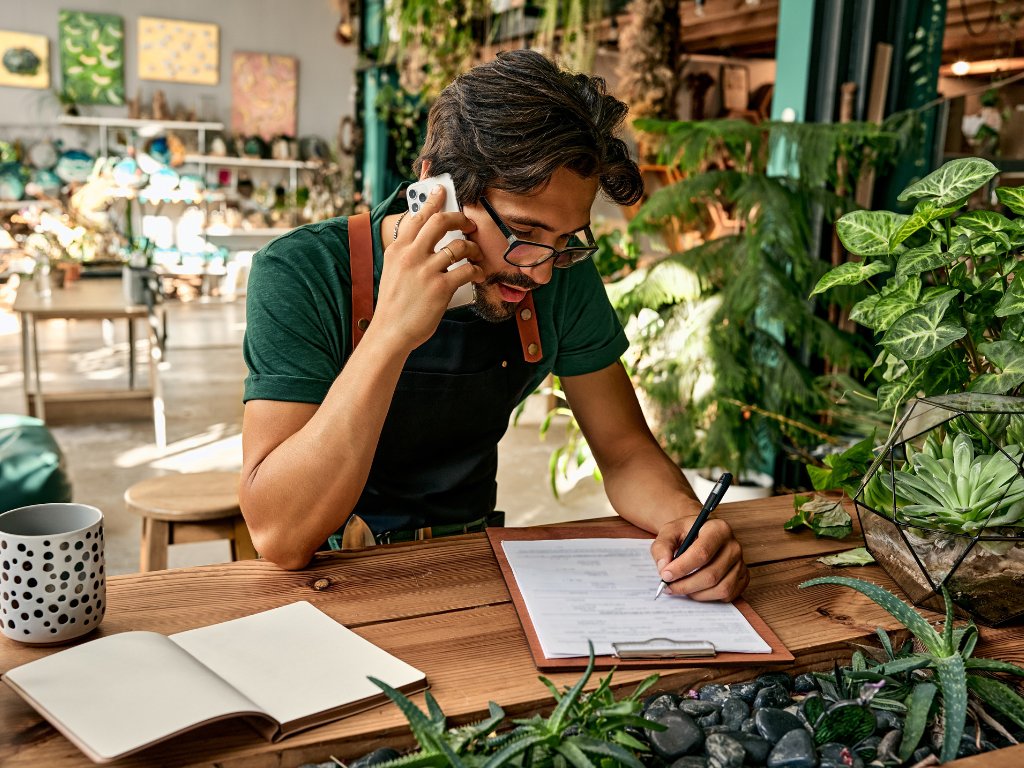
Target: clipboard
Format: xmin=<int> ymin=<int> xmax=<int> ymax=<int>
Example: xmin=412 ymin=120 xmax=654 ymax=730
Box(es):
xmin=487 ymin=523 xmax=794 ymax=671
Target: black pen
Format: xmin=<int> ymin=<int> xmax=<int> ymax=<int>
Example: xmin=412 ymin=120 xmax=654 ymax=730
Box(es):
xmin=654 ymin=472 xmax=733 ymax=600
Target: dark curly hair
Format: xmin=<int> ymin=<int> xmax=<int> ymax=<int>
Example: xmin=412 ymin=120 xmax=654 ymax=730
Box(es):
xmin=413 ymin=50 xmax=643 ymax=207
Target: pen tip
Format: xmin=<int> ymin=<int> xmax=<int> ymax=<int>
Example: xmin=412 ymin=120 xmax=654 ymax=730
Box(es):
xmin=654 ymin=583 xmax=665 ymax=600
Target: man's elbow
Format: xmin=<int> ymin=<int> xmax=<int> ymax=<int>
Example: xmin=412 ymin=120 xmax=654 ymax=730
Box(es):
xmin=248 ymin=525 xmax=315 ymax=570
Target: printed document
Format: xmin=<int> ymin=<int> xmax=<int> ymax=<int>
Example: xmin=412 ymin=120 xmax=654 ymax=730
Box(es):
xmin=502 ymin=538 xmax=771 ymax=658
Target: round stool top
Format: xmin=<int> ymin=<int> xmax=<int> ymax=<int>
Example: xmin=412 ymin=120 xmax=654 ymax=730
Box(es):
xmin=124 ymin=471 xmax=241 ymax=522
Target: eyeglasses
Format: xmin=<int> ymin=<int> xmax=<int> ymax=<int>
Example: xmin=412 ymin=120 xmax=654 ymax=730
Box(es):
xmin=479 ymin=197 xmax=598 ymax=269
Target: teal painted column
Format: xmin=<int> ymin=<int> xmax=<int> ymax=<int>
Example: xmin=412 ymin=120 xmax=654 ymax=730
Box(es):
xmin=770 ymin=0 xmax=816 ymax=124
xmin=359 ymin=0 xmax=392 ymax=206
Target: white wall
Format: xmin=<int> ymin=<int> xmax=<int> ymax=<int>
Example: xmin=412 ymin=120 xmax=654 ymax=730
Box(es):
xmin=1 ymin=0 xmax=356 ymax=147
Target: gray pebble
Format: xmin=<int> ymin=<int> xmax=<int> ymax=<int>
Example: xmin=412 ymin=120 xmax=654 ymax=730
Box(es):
xmin=754 ymin=683 xmax=792 ymax=710
xmin=706 ymin=732 xmax=747 ymax=768
xmin=766 ymin=728 xmax=816 ymax=768
xmin=755 ymin=707 xmax=804 ymax=743
xmin=648 ymin=711 xmax=705 ymax=759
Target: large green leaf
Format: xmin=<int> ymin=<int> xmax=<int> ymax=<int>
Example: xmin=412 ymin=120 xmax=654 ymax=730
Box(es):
xmin=880 ymin=291 xmax=966 ymax=361
xmin=967 ymin=675 xmax=1024 ymax=730
xmin=996 ymin=185 xmax=1024 ymax=216
xmin=895 ymin=240 xmax=951 ymax=278
xmin=958 ymin=209 xmax=1014 ymax=237
xmin=934 ymin=654 xmax=969 ymax=763
xmin=890 ymin=200 xmax=961 ymax=248
xmin=837 ymin=210 xmax=909 ymax=256
xmin=878 ymin=377 xmax=920 ymax=411
xmin=810 ymin=261 xmax=890 ymax=296
xmin=849 ymin=294 xmax=882 ymax=329
xmin=996 ymin=273 xmax=1024 ymax=318
xmin=898 ymin=157 xmax=999 ymax=206
xmin=970 ymin=340 xmax=1024 ymax=394
xmin=872 ymin=277 xmax=923 ymax=332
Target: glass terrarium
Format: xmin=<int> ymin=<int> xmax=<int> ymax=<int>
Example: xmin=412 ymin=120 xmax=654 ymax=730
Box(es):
xmin=854 ymin=393 xmax=1024 ymax=626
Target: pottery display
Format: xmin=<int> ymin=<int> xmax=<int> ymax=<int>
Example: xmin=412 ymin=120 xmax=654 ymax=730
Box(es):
xmin=27 ymin=140 xmax=58 ymax=170
xmin=54 ymin=150 xmax=94 ymax=183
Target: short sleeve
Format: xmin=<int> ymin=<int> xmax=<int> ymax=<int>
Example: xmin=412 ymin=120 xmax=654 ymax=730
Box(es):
xmin=550 ymin=259 xmax=628 ymax=377
xmin=242 ymin=225 xmax=350 ymax=404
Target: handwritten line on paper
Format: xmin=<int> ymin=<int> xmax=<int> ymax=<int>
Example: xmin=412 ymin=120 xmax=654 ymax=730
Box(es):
xmin=502 ymin=539 xmax=771 ymax=658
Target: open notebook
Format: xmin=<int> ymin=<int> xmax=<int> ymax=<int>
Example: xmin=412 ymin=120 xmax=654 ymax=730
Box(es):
xmin=2 ymin=601 xmax=427 ymax=764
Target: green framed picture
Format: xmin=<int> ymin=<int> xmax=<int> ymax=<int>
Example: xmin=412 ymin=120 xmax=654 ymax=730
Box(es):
xmin=59 ymin=10 xmax=125 ymax=105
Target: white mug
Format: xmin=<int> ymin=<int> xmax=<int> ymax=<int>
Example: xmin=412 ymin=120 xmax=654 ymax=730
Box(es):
xmin=0 ymin=503 xmax=106 ymax=644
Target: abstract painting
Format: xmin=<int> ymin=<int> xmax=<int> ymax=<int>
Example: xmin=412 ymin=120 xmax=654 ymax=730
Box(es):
xmin=138 ymin=17 xmax=218 ymax=85
xmin=231 ymin=53 xmax=298 ymax=139
xmin=59 ymin=11 xmax=124 ymax=104
xmin=0 ymin=30 xmax=49 ymax=89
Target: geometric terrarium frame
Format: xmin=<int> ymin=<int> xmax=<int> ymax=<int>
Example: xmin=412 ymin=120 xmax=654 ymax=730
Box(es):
xmin=854 ymin=393 xmax=1024 ymax=626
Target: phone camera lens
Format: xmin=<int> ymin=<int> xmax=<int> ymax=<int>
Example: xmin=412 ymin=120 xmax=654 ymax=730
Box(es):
xmin=408 ymin=189 xmax=416 ymax=198
xmin=411 ymin=202 xmax=419 ymax=212
xmin=418 ymin=193 xmax=427 ymax=202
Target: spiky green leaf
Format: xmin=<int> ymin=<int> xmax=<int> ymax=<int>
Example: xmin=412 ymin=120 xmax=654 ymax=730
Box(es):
xmin=810 ymin=260 xmax=891 ymax=297
xmin=880 ymin=291 xmax=966 ymax=361
xmin=934 ymin=654 xmax=969 ymax=763
xmin=898 ymin=158 xmax=999 ymax=206
xmin=898 ymin=682 xmax=936 ymax=762
xmin=837 ymin=210 xmax=909 ymax=256
xmin=965 ymin=658 xmax=1024 ymax=676
xmin=800 ymin=577 xmax=944 ymax=654
xmin=967 ymin=675 xmax=1024 ymax=730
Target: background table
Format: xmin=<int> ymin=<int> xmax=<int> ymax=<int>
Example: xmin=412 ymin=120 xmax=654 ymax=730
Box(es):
xmin=1 ymin=496 xmax=1022 ymax=767
xmin=14 ymin=278 xmax=166 ymax=447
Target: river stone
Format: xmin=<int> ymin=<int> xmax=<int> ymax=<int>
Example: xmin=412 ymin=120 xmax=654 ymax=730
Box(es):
xmin=349 ymin=748 xmax=401 ymax=767
xmin=704 ymin=724 xmax=737 ymax=734
xmin=755 ymin=707 xmax=804 ymax=743
xmin=766 ymin=728 xmax=816 ymax=768
xmin=733 ymin=733 xmax=772 ymax=765
xmin=757 ymin=672 xmax=794 ymax=691
xmin=705 ymin=732 xmax=747 ymax=768
xmin=680 ymin=699 xmax=722 ymax=717
xmin=754 ymin=683 xmax=792 ymax=710
xmin=700 ymin=684 xmax=733 ymax=704
xmin=721 ymin=697 xmax=750 ymax=730
xmin=792 ymin=673 xmax=818 ymax=693
xmin=740 ymin=717 xmax=759 ymax=734
xmin=645 ymin=693 xmax=680 ymax=718
xmin=669 ymin=757 xmax=709 ymax=768
xmin=731 ymin=681 xmax=761 ymax=703
xmin=698 ymin=710 xmax=722 ymax=728
xmin=648 ymin=711 xmax=705 ymax=759
xmin=874 ymin=709 xmax=902 ymax=732
xmin=912 ymin=746 xmax=934 ymax=763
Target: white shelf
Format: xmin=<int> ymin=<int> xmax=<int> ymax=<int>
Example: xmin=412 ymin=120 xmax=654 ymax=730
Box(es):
xmin=184 ymin=154 xmax=317 ymax=170
xmin=58 ymin=116 xmax=224 ymax=131
xmin=205 ymin=227 xmax=292 ymax=237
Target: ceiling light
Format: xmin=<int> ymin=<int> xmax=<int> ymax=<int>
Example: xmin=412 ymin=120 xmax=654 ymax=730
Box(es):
xmin=951 ymin=59 xmax=971 ymax=76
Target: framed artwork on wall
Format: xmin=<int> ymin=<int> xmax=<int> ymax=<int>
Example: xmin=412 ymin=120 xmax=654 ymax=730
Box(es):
xmin=0 ymin=30 xmax=50 ymax=89
xmin=58 ymin=11 xmax=124 ymax=104
xmin=138 ymin=17 xmax=219 ymax=85
xmin=231 ymin=53 xmax=298 ymax=140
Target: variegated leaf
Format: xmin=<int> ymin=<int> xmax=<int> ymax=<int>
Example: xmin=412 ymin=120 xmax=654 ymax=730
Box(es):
xmin=810 ymin=260 xmax=890 ymax=296
xmin=958 ymin=209 xmax=1014 ymax=236
xmin=880 ymin=291 xmax=966 ymax=361
xmin=971 ymin=340 xmax=1024 ymax=394
xmin=996 ymin=273 xmax=1024 ymax=318
xmin=878 ymin=378 xmax=917 ymax=410
xmin=898 ymin=157 xmax=999 ymax=206
xmin=996 ymin=186 xmax=1024 ymax=216
xmin=837 ymin=210 xmax=909 ymax=256
xmin=849 ymin=294 xmax=882 ymax=329
xmin=890 ymin=200 xmax=961 ymax=248
xmin=872 ymin=277 xmax=923 ymax=332
xmin=895 ymin=240 xmax=951 ymax=278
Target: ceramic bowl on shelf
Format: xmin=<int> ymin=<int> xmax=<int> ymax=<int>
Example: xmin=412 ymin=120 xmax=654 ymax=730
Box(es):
xmin=28 ymin=140 xmax=59 ymax=170
xmin=54 ymin=150 xmax=94 ymax=183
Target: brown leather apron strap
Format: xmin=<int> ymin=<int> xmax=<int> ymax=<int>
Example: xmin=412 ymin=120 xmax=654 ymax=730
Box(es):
xmin=348 ymin=212 xmax=374 ymax=349
xmin=515 ymin=292 xmax=543 ymax=363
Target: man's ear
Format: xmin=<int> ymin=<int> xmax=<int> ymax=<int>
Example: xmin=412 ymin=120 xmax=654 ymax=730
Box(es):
xmin=419 ymin=160 xmax=431 ymax=180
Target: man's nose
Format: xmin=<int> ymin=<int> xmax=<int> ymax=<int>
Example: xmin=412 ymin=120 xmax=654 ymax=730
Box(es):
xmin=519 ymin=259 xmax=554 ymax=286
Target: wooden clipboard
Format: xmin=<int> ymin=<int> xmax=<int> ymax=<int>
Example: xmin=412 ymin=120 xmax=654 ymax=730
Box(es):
xmin=487 ymin=523 xmax=794 ymax=671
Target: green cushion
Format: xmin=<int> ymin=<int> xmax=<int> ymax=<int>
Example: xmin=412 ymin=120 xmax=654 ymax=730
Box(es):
xmin=0 ymin=415 xmax=73 ymax=513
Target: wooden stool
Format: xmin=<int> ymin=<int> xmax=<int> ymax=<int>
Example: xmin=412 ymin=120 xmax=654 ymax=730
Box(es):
xmin=125 ymin=471 xmax=257 ymax=571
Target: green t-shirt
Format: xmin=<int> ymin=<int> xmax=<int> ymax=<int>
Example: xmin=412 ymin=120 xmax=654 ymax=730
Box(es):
xmin=243 ymin=186 xmax=628 ymax=405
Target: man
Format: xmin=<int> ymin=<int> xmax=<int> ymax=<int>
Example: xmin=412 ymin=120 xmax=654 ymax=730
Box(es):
xmin=240 ymin=50 xmax=749 ymax=601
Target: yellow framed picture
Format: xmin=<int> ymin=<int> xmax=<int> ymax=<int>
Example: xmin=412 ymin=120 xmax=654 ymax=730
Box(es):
xmin=0 ymin=30 xmax=50 ymax=89
xmin=138 ymin=17 xmax=219 ymax=85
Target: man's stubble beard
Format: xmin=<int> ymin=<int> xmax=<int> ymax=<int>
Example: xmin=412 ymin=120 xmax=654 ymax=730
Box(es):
xmin=469 ymin=272 xmax=539 ymax=324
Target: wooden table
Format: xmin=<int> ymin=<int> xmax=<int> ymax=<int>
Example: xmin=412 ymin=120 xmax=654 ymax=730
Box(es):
xmin=1 ymin=496 xmax=1022 ymax=767
xmin=14 ymin=278 xmax=166 ymax=447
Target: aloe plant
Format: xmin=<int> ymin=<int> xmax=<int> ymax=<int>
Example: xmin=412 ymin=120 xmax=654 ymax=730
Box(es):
xmin=802 ymin=576 xmax=1024 ymax=763
xmin=810 ymin=157 xmax=1024 ymax=412
xmin=369 ymin=645 xmax=662 ymax=767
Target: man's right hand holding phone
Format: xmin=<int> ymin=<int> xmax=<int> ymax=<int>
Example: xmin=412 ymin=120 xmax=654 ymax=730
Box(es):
xmin=372 ymin=183 xmax=483 ymax=354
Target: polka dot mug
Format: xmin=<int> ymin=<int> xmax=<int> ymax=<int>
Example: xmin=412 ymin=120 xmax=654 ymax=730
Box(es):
xmin=0 ymin=503 xmax=105 ymax=644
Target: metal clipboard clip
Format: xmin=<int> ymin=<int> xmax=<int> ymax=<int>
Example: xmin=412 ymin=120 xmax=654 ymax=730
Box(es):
xmin=611 ymin=638 xmax=717 ymax=659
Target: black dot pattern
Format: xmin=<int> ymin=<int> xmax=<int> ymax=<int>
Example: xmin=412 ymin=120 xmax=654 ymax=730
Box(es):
xmin=1 ymin=525 xmax=105 ymax=642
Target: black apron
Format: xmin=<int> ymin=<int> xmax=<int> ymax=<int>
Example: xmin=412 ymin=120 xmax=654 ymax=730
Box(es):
xmin=339 ymin=212 xmax=540 ymax=540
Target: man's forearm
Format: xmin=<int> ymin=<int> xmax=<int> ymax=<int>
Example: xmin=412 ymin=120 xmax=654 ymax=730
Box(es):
xmin=241 ymin=325 xmax=412 ymax=568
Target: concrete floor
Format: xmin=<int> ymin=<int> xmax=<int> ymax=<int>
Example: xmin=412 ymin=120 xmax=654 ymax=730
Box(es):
xmin=0 ymin=277 xmax=612 ymax=576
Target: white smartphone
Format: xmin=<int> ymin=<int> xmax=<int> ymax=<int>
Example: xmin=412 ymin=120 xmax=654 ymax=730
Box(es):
xmin=406 ymin=172 xmax=474 ymax=308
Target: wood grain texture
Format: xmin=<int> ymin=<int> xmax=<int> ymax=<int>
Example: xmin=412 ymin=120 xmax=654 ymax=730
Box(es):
xmin=0 ymin=497 xmax=1019 ymax=768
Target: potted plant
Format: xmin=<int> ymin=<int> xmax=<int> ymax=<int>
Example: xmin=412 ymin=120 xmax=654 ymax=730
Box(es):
xmin=810 ymin=156 xmax=1024 ymax=623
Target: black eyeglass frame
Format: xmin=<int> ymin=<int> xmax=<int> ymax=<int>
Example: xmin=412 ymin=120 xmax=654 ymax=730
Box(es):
xmin=479 ymin=197 xmax=598 ymax=269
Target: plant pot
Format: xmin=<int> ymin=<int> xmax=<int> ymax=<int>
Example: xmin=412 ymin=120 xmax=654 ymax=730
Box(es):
xmin=122 ymin=265 xmax=150 ymax=306
xmin=683 ymin=468 xmax=773 ymax=504
xmin=855 ymin=393 xmax=1024 ymax=626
